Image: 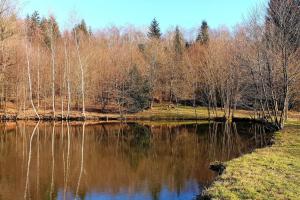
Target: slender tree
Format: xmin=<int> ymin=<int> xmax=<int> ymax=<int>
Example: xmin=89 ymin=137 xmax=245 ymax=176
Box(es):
xmin=196 ymin=21 xmax=209 ymax=45
xmin=148 ymin=18 xmax=161 ymax=39
xmin=25 ymin=36 xmax=40 ymax=119
xmin=74 ymin=29 xmax=86 ymax=118
xmin=265 ymin=0 xmax=300 ymax=128
xmin=174 ymin=26 xmax=183 ymax=59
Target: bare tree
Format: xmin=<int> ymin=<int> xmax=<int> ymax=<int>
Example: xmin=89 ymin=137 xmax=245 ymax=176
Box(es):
xmin=0 ymin=0 xmax=16 ymax=116
xmin=266 ymin=0 xmax=300 ymax=128
xmin=48 ymin=18 xmax=56 ymax=118
xmin=25 ymin=36 xmax=40 ymax=119
xmin=74 ymin=30 xmax=86 ymax=118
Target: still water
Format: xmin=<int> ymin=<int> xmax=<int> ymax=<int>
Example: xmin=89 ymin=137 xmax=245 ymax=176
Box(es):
xmin=0 ymin=121 xmax=272 ymax=200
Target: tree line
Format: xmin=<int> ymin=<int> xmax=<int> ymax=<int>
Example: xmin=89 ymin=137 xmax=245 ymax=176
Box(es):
xmin=0 ymin=0 xmax=299 ymax=128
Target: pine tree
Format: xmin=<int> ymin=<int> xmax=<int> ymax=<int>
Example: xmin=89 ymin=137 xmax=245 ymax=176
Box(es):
xmin=73 ymin=19 xmax=90 ymax=42
xmin=40 ymin=16 xmax=60 ymax=48
xmin=49 ymin=16 xmax=61 ymax=39
xmin=31 ymin=10 xmax=40 ymax=25
xmin=148 ymin=18 xmax=161 ymax=39
xmin=39 ymin=17 xmax=48 ymax=40
xmin=125 ymin=65 xmax=151 ymax=112
xmin=77 ymin=19 xmax=88 ymax=35
xmin=88 ymin=26 xmax=93 ymax=36
xmin=25 ymin=14 xmax=30 ymax=27
xmin=173 ymin=26 xmax=183 ymax=59
xmin=26 ymin=11 xmax=41 ymax=41
xmin=196 ymin=21 xmax=209 ymax=45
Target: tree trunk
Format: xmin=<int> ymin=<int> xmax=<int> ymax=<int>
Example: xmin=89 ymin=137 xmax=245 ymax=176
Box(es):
xmin=50 ymin=28 xmax=56 ymax=118
xmin=74 ymin=31 xmax=86 ymax=118
xmin=37 ymin=45 xmax=40 ymax=110
xmin=25 ymin=41 xmax=40 ymax=120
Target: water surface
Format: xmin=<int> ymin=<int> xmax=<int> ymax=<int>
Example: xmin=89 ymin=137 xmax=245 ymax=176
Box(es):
xmin=0 ymin=121 xmax=272 ymax=200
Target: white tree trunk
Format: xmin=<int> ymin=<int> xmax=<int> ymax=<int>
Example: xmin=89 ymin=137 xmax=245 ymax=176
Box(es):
xmin=37 ymin=45 xmax=40 ymax=109
xmin=64 ymin=40 xmax=71 ymax=119
xmin=74 ymin=31 xmax=86 ymax=118
xmin=25 ymin=40 xmax=40 ymax=120
xmin=50 ymin=25 xmax=56 ymax=118
xmin=24 ymin=122 xmax=39 ymax=199
xmin=75 ymin=122 xmax=85 ymax=199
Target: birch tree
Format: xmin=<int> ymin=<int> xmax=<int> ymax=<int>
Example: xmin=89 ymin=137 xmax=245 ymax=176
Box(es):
xmin=74 ymin=29 xmax=86 ymax=118
xmin=49 ymin=19 xmax=56 ymax=118
xmin=25 ymin=35 xmax=40 ymax=119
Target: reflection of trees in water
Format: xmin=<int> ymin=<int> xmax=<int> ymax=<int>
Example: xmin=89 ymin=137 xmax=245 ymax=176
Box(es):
xmin=24 ymin=122 xmax=39 ymax=200
xmin=130 ymin=124 xmax=151 ymax=150
xmin=63 ymin=122 xmax=71 ymax=200
xmin=249 ymin=123 xmax=269 ymax=148
xmin=128 ymin=124 xmax=151 ymax=169
xmin=75 ymin=123 xmax=85 ymax=200
xmin=0 ymin=122 xmax=273 ymax=200
xmin=36 ymin=125 xmax=40 ymax=198
xmin=204 ymin=122 xmax=272 ymax=162
xmin=205 ymin=122 xmax=242 ymax=161
xmin=50 ymin=122 xmax=55 ymax=200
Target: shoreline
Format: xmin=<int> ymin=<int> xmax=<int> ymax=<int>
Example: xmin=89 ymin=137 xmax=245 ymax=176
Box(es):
xmin=2 ymin=105 xmax=298 ymax=123
xmin=0 ymin=107 xmax=285 ymax=133
xmin=204 ymin=121 xmax=300 ymax=199
xmin=0 ymin=113 xmax=266 ymax=124
xmin=1 ymin=108 xmax=299 ymax=199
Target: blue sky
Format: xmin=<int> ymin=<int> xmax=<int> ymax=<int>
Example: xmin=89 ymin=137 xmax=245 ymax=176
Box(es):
xmin=20 ymin=0 xmax=267 ymax=32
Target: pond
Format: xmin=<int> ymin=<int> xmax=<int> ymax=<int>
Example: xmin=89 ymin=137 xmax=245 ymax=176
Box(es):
xmin=0 ymin=121 xmax=273 ymax=200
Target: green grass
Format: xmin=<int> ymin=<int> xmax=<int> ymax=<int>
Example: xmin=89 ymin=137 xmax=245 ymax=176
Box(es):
xmin=131 ymin=104 xmax=208 ymax=119
xmin=129 ymin=120 xmax=210 ymax=126
xmin=130 ymin=104 xmax=251 ymax=120
xmin=1 ymin=103 xmax=253 ymax=121
xmin=206 ymin=121 xmax=300 ymax=200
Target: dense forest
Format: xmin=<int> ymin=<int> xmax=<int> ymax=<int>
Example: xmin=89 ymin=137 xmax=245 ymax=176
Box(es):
xmin=0 ymin=0 xmax=299 ymax=128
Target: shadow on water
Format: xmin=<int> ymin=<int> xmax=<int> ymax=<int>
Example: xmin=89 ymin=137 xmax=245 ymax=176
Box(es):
xmin=0 ymin=121 xmax=273 ymax=200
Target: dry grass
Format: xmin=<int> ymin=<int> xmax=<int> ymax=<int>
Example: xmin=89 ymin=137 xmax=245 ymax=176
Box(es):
xmin=1 ymin=104 xmax=228 ymax=120
xmin=0 ymin=103 xmax=297 ymax=122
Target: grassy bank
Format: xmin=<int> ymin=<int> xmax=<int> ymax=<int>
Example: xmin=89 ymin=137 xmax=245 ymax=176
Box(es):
xmin=0 ymin=104 xmax=253 ymax=121
xmin=206 ymin=121 xmax=300 ymax=200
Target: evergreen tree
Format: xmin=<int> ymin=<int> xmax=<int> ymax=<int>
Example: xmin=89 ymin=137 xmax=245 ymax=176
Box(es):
xmin=48 ymin=16 xmax=61 ymax=39
xmin=124 ymin=65 xmax=151 ymax=112
xmin=25 ymin=14 xmax=30 ymax=27
xmin=25 ymin=11 xmax=41 ymax=41
xmin=40 ymin=16 xmax=60 ymax=48
xmin=148 ymin=18 xmax=161 ymax=39
xmin=31 ymin=10 xmax=41 ymax=25
xmin=88 ymin=26 xmax=93 ymax=36
xmin=39 ymin=17 xmax=48 ymax=39
xmin=173 ymin=26 xmax=183 ymax=59
xmin=196 ymin=20 xmax=209 ymax=45
xmin=73 ymin=19 xmax=90 ymax=42
xmin=75 ymin=19 xmax=88 ymax=35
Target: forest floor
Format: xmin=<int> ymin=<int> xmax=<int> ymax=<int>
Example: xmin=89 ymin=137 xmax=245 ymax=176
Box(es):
xmin=206 ymin=119 xmax=300 ymax=200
